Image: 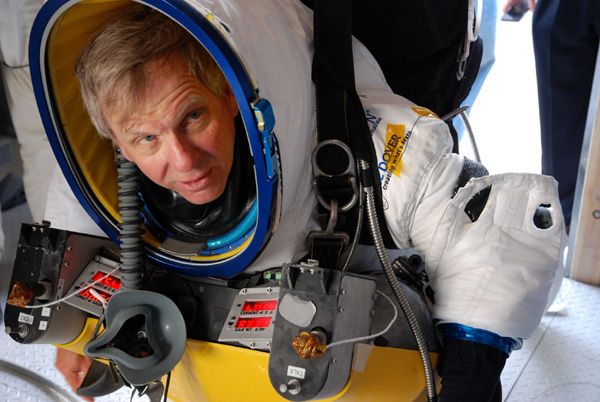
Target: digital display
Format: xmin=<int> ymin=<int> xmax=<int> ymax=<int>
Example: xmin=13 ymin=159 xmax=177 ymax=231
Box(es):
xmin=78 ymin=287 xmax=112 ymax=303
xmin=91 ymin=271 xmax=121 ymax=290
xmin=241 ymin=300 xmax=277 ymax=313
xmin=235 ymin=317 xmax=272 ymax=329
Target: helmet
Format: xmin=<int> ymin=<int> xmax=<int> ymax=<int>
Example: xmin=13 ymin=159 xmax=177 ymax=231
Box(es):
xmin=30 ymin=0 xmax=281 ymax=277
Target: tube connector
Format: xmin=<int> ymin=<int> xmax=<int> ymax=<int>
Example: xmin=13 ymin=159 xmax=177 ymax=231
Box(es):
xmin=291 ymin=329 xmax=328 ymax=359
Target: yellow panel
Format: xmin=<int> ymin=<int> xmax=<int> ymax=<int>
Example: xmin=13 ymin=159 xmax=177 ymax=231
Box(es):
xmin=57 ymin=317 xmax=101 ymax=355
xmin=60 ymin=318 xmax=438 ymax=401
xmin=56 ymin=317 xmax=110 ymax=366
xmin=169 ymin=340 xmax=438 ymax=402
xmin=47 ymin=0 xmax=130 ymax=223
xmin=336 ymin=345 xmax=440 ymax=402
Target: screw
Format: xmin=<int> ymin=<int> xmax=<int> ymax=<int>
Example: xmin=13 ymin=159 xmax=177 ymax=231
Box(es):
xmin=593 ymin=210 xmax=600 ymax=219
xmin=266 ymin=287 xmax=272 ymax=294
xmin=66 ymin=246 xmax=72 ymax=252
xmin=137 ymin=331 xmax=147 ymax=340
xmin=240 ymin=288 xmax=247 ymax=295
xmin=287 ymin=379 xmax=302 ymax=395
xmin=17 ymin=324 xmax=30 ymax=338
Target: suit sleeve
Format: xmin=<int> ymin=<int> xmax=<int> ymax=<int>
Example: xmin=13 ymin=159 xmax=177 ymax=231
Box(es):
xmin=363 ymin=89 xmax=565 ymax=340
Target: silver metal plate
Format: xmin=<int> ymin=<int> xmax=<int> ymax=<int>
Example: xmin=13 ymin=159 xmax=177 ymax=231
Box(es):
xmin=218 ymin=287 xmax=279 ymax=350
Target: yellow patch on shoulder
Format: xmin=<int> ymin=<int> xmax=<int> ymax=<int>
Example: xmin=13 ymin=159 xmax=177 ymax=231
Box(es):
xmin=384 ymin=123 xmax=407 ymax=176
xmin=411 ymin=106 xmax=438 ymax=118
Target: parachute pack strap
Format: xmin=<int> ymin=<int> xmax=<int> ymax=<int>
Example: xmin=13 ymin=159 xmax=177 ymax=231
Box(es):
xmin=312 ymin=0 xmax=396 ymax=253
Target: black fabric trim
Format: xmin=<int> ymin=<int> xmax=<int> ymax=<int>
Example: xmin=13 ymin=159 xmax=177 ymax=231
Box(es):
xmin=453 ymin=157 xmax=489 ymax=194
xmin=453 ymin=157 xmax=490 ymax=223
xmin=438 ymin=338 xmax=507 ymax=402
xmin=312 ymin=0 xmax=397 ymax=252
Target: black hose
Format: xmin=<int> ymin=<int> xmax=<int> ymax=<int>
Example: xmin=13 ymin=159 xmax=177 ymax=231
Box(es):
xmin=116 ymin=151 xmax=144 ymax=290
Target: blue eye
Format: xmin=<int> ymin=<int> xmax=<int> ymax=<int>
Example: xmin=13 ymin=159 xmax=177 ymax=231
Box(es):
xmin=187 ymin=110 xmax=202 ymax=120
xmin=142 ymin=134 xmax=156 ymax=143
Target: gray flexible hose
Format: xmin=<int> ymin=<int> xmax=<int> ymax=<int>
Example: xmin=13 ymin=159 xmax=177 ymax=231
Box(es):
xmin=359 ymin=160 xmax=437 ymax=402
xmin=340 ymin=161 xmax=364 ymax=272
xmin=116 ymin=151 xmax=144 ymax=290
xmin=459 ymin=110 xmax=481 ymax=163
xmin=0 ymin=359 xmax=79 ymax=402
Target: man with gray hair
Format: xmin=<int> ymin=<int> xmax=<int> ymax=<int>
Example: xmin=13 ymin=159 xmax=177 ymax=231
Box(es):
xmin=42 ymin=2 xmax=565 ymax=401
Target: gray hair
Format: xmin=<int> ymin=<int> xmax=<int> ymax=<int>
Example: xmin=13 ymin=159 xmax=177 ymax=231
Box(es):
xmin=76 ymin=4 xmax=228 ymax=139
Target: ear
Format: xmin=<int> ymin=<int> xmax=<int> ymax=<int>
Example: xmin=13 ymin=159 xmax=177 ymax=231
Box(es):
xmin=224 ymin=85 xmax=239 ymax=117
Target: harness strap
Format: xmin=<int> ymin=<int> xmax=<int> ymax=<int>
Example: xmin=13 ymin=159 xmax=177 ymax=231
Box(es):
xmin=311 ymin=0 xmax=396 ymax=269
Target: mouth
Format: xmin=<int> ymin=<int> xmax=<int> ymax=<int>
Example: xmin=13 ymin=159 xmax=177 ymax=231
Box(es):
xmin=178 ymin=168 xmax=213 ymax=192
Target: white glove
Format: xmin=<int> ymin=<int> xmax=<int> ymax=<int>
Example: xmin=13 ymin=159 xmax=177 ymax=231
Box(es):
xmin=424 ymin=173 xmax=565 ymax=339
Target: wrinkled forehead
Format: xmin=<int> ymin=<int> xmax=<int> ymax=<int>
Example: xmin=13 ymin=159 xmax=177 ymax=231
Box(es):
xmin=102 ymin=54 xmax=180 ymax=132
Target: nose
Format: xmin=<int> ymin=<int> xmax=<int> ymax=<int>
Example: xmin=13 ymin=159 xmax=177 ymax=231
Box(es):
xmin=168 ymin=132 xmax=197 ymax=172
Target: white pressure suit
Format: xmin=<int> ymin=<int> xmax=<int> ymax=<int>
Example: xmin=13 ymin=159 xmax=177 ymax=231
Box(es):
xmin=46 ymin=0 xmax=564 ymax=354
xmin=0 ymin=0 xmax=53 ymax=222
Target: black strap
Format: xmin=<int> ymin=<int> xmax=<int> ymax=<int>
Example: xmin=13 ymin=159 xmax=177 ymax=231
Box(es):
xmin=312 ymin=0 xmax=396 ymax=264
xmin=309 ymin=236 xmax=346 ymax=272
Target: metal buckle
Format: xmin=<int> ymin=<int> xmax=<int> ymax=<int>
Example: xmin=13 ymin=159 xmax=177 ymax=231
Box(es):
xmin=307 ymin=199 xmax=350 ymax=246
xmin=311 ymin=139 xmax=358 ymax=212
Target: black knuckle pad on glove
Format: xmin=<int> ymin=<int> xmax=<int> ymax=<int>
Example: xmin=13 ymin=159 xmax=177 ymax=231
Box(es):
xmin=452 ymin=157 xmax=491 ymax=222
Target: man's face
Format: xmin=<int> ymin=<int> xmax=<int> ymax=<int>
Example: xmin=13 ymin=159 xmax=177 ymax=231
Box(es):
xmin=108 ymin=54 xmax=238 ymax=205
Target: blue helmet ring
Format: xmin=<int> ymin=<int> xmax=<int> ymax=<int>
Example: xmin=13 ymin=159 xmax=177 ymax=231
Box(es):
xmin=30 ymin=0 xmax=281 ymax=277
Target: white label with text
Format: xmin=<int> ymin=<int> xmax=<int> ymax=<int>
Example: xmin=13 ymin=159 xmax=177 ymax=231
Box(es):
xmin=18 ymin=312 xmax=34 ymax=325
xmin=287 ymin=365 xmax=306 ymax=379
